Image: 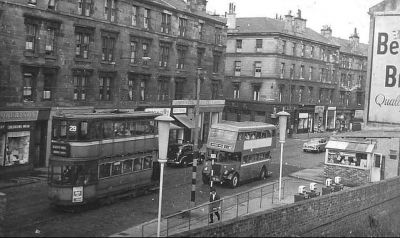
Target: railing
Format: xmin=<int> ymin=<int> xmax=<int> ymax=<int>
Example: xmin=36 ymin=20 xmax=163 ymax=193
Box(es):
xmin=140 ymin=179 xmax=289 ymax=237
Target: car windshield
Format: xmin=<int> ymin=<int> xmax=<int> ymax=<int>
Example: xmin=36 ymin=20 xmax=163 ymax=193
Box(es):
xmin=310 ymin=138 xmax=322 ymax=142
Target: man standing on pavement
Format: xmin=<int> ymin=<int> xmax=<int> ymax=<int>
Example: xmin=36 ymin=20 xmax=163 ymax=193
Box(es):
xmin=209 ymin=187 xmax=221 ymax=223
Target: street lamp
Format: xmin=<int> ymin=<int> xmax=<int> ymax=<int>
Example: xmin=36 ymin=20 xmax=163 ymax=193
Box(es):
xmin=277 ymin=110 xmax=290 ymax=201
xmin=155 ymin=115 xmax=174 ymax=237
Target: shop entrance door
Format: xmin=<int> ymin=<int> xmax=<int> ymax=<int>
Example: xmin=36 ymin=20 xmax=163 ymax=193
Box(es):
xmin=371 ymin=153 xmax=385 ymax=182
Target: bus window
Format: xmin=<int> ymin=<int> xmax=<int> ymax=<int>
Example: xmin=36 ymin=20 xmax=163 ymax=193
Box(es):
xmin=103 ymin=121 xmax=114 ymax=138
xmin=242 ymin=155 xmax=249 ymax=164
xmin=123 ymin=159 xmax=133 ymax=173
xmin=133 ymin=158 xmax=143 ymax=171
xmin=99 ymin=163 xmax=112 ymax=178
xmin=111 ymin=162 xmax=122 ymax=176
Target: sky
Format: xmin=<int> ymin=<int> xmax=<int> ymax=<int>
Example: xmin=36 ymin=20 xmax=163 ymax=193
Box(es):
xmin=207 ymin=0 xmax=384 ymax=44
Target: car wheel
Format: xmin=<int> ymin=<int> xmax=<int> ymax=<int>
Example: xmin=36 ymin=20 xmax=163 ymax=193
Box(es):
xmin=303 ymin=149 xmax=307 ymax=152
xmin=230 ymin=174 xmax=239 ymax=188
xmin=259 ymin=167 xmax=267 ymax=180
xmin=182 ymin=160 xmax=189 ymax=167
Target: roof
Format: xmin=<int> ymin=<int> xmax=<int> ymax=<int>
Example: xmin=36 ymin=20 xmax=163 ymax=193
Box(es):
xmin=326 ymin=140 xmax=376 ymax=153
xmin=330 ymin=36 xmax=368 ymax=56
xmin=333 ymin=130 xmax=400 ymax=139
xmin=234 ymin=17 xmax=338 ymax=46
xmin=150 ymin=0 xmax=226 ymax=24
xmin=212 ymin=121 xmax=276 ymax=132
xmin=53 ymin=111 xmax=160 ymax=120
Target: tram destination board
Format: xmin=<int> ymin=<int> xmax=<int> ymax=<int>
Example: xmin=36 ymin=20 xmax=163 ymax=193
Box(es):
xmin=51 ymin=142 xmax=71 ymax=157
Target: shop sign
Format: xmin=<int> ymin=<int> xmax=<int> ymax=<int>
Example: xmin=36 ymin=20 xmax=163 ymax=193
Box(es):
xmin=172 ymin=100 xmax=225 ymax=106
xmin=72 ymin=186 xmax=83 ymax=203
xmin=328 ymin=107 xmax=336 ymax=110
xmin=315 ymin=106 xmax=325 ymax=114
xmin=144 ymin=108 xmax=171 ymax=116
xmin=51 ymin=142 xmax=70 ymax=157
xmin=354 ymin=110 xmax=364 ymax=119
xmin=369 ymin=14 xmax=400 ymax=124
xmin=299 ymin=113 xmax=309 ymax=119
xmin=0 ymin=111 xmax=38 ymax=122
xmin=7 ymin=124 xmax=31 ymax=131
xmin=172 ymin=108 xmax=187 ymax=114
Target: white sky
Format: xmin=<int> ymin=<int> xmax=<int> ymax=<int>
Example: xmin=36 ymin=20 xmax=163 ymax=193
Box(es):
xmin=207 ymin=0 xmax=384 ymax=44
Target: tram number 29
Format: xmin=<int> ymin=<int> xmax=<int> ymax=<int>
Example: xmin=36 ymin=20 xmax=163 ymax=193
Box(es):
xmin=69 ymin=125 xmax=77 ymax=132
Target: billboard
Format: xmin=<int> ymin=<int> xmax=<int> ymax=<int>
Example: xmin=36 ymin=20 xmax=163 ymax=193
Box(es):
xmin=369 ymin=14 xmax=400 ymax=124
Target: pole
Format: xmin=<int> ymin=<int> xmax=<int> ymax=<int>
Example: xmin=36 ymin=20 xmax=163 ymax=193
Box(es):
xmin=278 ymin=142 xmax=284 ymax=201
xmin=157 ymin=161 xmax=166 ymax=237
xmin=191 ymin=68 xmax=201 ymax=208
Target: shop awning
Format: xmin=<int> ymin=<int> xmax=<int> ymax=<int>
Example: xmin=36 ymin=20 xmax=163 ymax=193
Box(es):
xmin=326 ymin=140 xmax=375 ymax=153
xmin=170 ymin=122 xmax=183 ymax=130
xmin=174 ymin=115 xmax=195 ymax=129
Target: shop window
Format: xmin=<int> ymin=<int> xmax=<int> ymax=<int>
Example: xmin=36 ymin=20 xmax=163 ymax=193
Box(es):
xmin=3 ymin=132 xmax=30 ymax=166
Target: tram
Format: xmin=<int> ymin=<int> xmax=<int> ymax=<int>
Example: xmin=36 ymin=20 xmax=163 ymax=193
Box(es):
xmin=47 ymin=110 xmax=161 ymax=208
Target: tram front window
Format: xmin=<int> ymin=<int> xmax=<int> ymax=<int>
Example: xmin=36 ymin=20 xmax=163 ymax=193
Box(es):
xmin=50 ymin=164 xmax=97 ymax=186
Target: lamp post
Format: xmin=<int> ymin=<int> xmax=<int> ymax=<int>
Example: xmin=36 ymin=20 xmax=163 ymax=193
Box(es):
xmin=277 ymin=110 xmax=290 ymax=201
xmin=155 ymin=115 xmax=174 ymax=237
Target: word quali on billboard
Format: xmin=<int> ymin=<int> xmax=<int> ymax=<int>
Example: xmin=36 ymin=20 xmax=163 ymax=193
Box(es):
xmin=369 ymin=14 xmax=400 ymax=124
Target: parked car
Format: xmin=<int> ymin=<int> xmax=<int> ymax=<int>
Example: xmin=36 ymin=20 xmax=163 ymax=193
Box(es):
xmin=302 ymin=138 xmax=327 ymax=153
xmin=166 ymin=143 xmax=204 ymax=167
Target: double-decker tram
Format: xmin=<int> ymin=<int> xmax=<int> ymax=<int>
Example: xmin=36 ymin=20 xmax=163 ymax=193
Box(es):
xmin=48 ymin=111 xmax=161 ymax=209
xmin=202 ymin=121 xmax=276 ymax=188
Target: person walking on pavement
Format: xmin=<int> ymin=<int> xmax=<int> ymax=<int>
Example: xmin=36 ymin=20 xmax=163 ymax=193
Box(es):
xmin=209 ymin=187 xmax=221 ymax=223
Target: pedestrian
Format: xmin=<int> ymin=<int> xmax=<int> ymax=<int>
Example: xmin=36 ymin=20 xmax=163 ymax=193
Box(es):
xmin=209 ymin=187 xmax=221 ymax=223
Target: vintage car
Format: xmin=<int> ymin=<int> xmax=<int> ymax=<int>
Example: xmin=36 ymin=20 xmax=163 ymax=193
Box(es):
xmin=166 ymin=143 xmax=204 ymax=167
xmin=302 ymin=138 xmax=328 ymax=153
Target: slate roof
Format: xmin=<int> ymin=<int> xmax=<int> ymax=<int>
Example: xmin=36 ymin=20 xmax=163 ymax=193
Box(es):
xmin=235 ymin=17 xmax=339 ymax=47
xmin=330 ymin=36 xmax=368 ymax=57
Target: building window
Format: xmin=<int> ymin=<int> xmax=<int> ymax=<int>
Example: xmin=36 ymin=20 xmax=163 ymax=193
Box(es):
xmin=25 ymin=23 xmax=37 ymax=52
xmin=279 ymin=85 xmax=284 ymax=102
xmin=299 ymin=87 xmax=304 ymax=102
xmin=301 ymin=44 xmax=305 ymax=57
xmin=161 ymin=13 xmax=171 ymax=34
xmin=130 ymin=41 xmax=138 ymax=64
xmin=99 ymin=76 xmax=112 ymax=101
xmin=290 ymin=64 xmax=295 ymax=79
xmin=300 ymin=65 xmax=305 ymax=79
xmin=310 ymin=46 xmax=314 ymax=58
xmin=45 ymin=27 xmax=56 ymax=55
xmin=131 ymin=5 xmax=138 ymax=26
xmin=179 ymin=18 xmax=187 ymax=37
xmin=255 ymin=62 xmax=262 ymax=78
xmin=236 ymin=39 xmax=242 ymax=52
xmin=320 ymin=48 xmax=325 ymax=61
xmin=340 ymin=92 xmax=345 ymax=105
xmin=215 ymin=27 xmax=222 ymax=45
xmin=75 ymin=30 xmax=91 ymax=59
xmin=104 ymin=0 xmax=117 ymax=22
xmin=292 ymin=43 xmax=297 ymax=56
xmin=77 ymin=0 xmax=92 ymax=16
xmin=28 ymin=0 xmax=37 ymax=5
xmin=140 ymin=80 xmax=146 ymax=101
xmin=157 ymin=78 xmax=169 ymax=101
xmin=253 ymin=85 xmax=260 ymax=101
xmin=175 ymin=80 xmax=184 ymax=100
xmin=43 ymin=74 xmax=53 ymax=100
xmin=280 ymin=63 xmax=285 ymax=78
xmin=23 ymin=73 xmax=34 ymax=102
xmin=212 ymin=81 xmax=220 ymax=99
xmin=234 ymin=61 xmax=241 ymax=76
xmin=233 ymin=84 xmax=240 ymax=99
xmin=197 ymin=48 xmax=205 ymax=67
xmin=102 ymin=34 xmax=116 ymax=62
xmin=282 ymin=40 xmax=286 ymax=54
xmin=176 ymin=47 xmax=187 ymax=69
xmin=213 ymin=52 xmax=221 ymax=73
xmin=159 ymin=42 xmax=170 ymax=67
xmin=357 ymin=92 xmax=363 ymax=106
xmin=142 ymin=42 xmax=150 ymax=65
xmin=329 ymin=89 xmax=334 ymax=104
xmin=319 ymin=89 xmax=324 ymax=103
xmin=128 ymin=78 xmax=135 ymax=101
xmin=73 ymin=71 xmax=87 ymax=101
xmin=198 ymin=22 xmax=204 ymax=40
xmin=143 ymin=8 xmax=150 ymax=29
xmin=319 ymin=68 xmax=323 ymax=82
xmin=309 ymin=67 xmax=313 ymax=80
xmin=308 ymin=87 xmax=313 ymax=101
xmin=291 ymin=85 xmax=295 ymax=103
xmin=256 ymin=39 xmax=263 ymax=51
xmin=332 ymin=70 xmax=336 ymax=83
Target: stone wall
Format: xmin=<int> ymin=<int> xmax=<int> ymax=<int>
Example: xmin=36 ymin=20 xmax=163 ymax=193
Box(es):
xmin=0 ymin=193 xmax=6 ymax=237
xmin=324 ymin=164 xmax=370 ymax=187
xmin=174 ymin=176 xmax=400 ymax=237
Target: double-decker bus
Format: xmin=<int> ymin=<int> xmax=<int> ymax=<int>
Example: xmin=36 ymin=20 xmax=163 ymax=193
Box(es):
xmin=47 ymin=111 xmax=161 ymax=208
xmin=202 ymin=121 xmax=276 ymax=188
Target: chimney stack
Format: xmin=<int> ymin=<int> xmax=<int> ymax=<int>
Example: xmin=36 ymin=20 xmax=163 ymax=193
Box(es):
xmin=293 ymin=9 xmax=307 ymax=34
xmin=284 ymin=10 xmax=294 ymax=32
xmin=186 ymin=0 xmax=208 ymax=12
xmin=227 ymin=2 xmax=237 ymax=31
xmin=349 ymin=28 xmax=360 ymax=49
xmin=321 ymin=25 xmax=332 ymax=39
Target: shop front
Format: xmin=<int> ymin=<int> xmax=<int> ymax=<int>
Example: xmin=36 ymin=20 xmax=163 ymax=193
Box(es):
xmin=296 ymin=105 xmax=315 ymax=134
xmin=325 ymin=107 xmax=336 ymax=132
xmin=0 ymin=109 xmax=50 ymax=178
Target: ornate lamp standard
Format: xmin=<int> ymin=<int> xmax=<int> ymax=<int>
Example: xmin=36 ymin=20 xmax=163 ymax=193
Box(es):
xmin=277 ymin=110 xmax=290 ymax=201
xmin=155 ymin=115 xmax=174 ymax=237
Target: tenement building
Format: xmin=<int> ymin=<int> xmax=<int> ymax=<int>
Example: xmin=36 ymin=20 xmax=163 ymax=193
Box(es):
xmin=223 ymin=4 xmax=367 ymax=135
xmin=0 ymin=0 xmax=226 ymax=176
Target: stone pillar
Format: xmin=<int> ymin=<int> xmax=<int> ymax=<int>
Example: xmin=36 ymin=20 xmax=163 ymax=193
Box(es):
xmin=0 ymin=192 xmax=6 ymax=237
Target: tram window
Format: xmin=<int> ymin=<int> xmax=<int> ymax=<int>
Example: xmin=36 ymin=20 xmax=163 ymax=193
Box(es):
xmin=60 ymin=120 xmax=67 ymax=138
xmin=136 ymin=121 xmax=148 ymax=135
xmin=242 ymin=155 xmax=249 ymax=164
xmin=261 ymin=132 xmax=267 ymax=138
xmin=79 ymin=121 xmax=88 ymax=140
xmin=266 ymin=130 xmax=271 ymax=138
xmin=133 ymin=158 xmax=143 ymax=171
xmin=123 ymin=159 xmax=133 ymax=173
xmin=103 ymin=121 xmax=114 ymax=138
xmin=143 ymin=156 xmax=152 ymax=169
xmin=114 ymin=121 xmax=127 ymax=137
xmin=99 ymin=163 xmax=112 ymax=178
xmin=272 ymin=130 xmax=276 ymax=137
xmin=112 ymin=162 xmax=122 ymax=176
xmin=127 ymin=120 xmax=137 ymax=136
xmin=51 ymin=165 xmax=62 ymax=183
xmin=90 ymin=121 xmax=103 ymax=139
